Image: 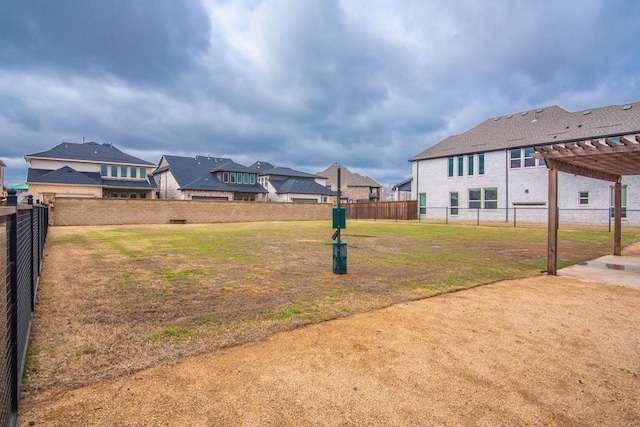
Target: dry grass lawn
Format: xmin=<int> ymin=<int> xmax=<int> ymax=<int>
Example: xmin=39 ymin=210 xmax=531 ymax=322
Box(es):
xmin=21 ymin=221 xmax=640 ymax=396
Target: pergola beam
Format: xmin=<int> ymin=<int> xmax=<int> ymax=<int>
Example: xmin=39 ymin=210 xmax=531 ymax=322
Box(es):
xmin=544 ymin=158 xmax=620 ymax=182
xmin=535 ymin=133 xmax=640 ymax=275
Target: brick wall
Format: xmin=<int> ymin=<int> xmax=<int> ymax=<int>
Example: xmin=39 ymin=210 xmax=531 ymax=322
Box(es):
xmin=343 ymin=187 xmax=371 ymax=202
xmin=54 ymin=198 xmax=333 ymax=226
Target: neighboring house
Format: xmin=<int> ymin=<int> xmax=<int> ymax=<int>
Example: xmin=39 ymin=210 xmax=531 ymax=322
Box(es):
xmin=410 ymin=102 xmax=640 ymax=225
xmin=25 ymin=141 xmax=157 ymax=204
xmin=248 ymin=161 xmax=336 ymax=203
xmin=0 ymin=159 xmax=5 ymax=199
xmin=391 ymin=178 xmax=412 ymax=201
xmin=153 ymin=155 xmax=267 ymax=201
xmin=317 ymin=163 xmax=382 ymax=203
xmin=9 ymin=183 xmax=28 ymax=193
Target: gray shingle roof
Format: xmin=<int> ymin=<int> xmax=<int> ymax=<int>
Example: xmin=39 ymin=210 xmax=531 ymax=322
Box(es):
xmin=248 ymin=161 xmax=322 ymax=179
xmin=102 ymin=178 xmax=157 ymax=190
xmin=270 ymin=178 xmax=337 ymax=196
xmin=26 ymin=142 xmax=155 ymax=165
xmin=248 ymin=161 xmax=276 ymax=171
xmin=391 ymin=178 xmax=412 ymax=191
xmin=27 ymin=167 xmax=157 ymax=189
xmin=27 ymin=166 xmax=102 ymax=185
xmin=411 ymin=102 xmax=640 ymax=161
xmin=316 ymin=163 xmax=382 ymax=188
xmin=155 ymin=155 xmax=267 ymax=194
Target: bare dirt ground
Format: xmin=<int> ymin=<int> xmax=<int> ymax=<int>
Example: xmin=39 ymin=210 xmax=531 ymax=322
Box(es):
xmin=17 ymin=259 xmax=640 ymax=425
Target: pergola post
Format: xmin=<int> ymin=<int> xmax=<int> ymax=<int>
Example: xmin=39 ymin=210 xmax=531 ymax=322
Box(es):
xmin=547 ymin=166 xmax=558 ymax=275
xmin=614 ymin=180 xmax=622 ymax=256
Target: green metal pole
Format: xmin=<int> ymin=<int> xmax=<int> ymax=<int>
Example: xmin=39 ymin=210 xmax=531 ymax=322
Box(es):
xmin=337 ymin=168 xmax=341 ymax=267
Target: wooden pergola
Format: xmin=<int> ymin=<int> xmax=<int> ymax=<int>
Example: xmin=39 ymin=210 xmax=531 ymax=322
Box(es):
xmin=534 ymin=134 xmax=640 ymax=275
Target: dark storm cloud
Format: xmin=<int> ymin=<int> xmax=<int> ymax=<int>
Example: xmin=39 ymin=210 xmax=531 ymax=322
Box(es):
xmin=1 ymin=0 xmax=639 ymax=188
xmin=0 ymin=0 xmax=210 ymax=84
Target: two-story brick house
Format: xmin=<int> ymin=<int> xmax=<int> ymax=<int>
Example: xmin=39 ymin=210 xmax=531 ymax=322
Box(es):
xmin=410 ymin=102 xmax=640 ymax=225
xmin=153 ymin=154 xmax=268 ymax=201
xmin=249 ymin=161 xmax=336 ymax=203
xmin=317 ymin=163 xmax=382 ymax=203
xmin=25 ymin=141 xmax=157 ymax=204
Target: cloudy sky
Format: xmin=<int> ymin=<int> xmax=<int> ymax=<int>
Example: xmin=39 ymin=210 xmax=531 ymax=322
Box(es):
xmin=1 ymin=0 xmax=639 ymax=188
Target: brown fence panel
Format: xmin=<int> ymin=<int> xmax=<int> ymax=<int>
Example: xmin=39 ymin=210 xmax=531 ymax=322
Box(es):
xmin=345 ymin=201 xmax=418 ymax=220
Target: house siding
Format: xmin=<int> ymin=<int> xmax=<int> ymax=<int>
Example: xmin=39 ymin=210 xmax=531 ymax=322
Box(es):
xmin=155 ymin=170 xmax=184 ymax=200
xmin=29 ymin=159 xmax=101 ymax=173
xmin=413 ymin=150 xmax=640 ymax=225
xmin=28 ymin=183 xmax=102 ymax=201
xmin=342 ymin=187 xmax=373 ymax=203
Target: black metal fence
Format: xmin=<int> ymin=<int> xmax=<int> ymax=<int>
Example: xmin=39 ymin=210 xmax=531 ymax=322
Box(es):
xmin=416 ymin=206 xmax=640 ymax=230
xmin=0 ymin=190 xmax=48 ymax=426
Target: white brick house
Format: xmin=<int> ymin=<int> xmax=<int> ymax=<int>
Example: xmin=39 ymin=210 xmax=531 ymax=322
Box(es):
xmin=410 ymin=102 xmax=640 ymax=225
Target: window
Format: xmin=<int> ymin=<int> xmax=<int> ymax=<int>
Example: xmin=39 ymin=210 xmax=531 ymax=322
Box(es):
xmin=223 ymin=172 xmax=229 ymax=183
xmin=100 ymin=165 xmax=108 ymax=176
xmin=484 ymin=188 xmax=498 ymax=209
xmin=510 ymin=149 xmax=521 ymax=168
xmin=140 ymin=167 xmax=147 ymax=178
xmin=140 ymin=193 xmax=147 ymax=199
xmin=130 ymin=192 xmax=137 ymax=198
xmin=230 ymin=172 xmax=236 ymax=183
xmin=450 ymin=192 xmax=459 ymax=215
xmin=130 ymin=167 xmax=137 ymax=178
xmin=419 ymin=193 xmax=426 ymax=214
xmin=110 ymin=192 xmax=118 ymax=198
xmin=121 ymin=166 xmax=127 ymax=178
xmin=467 ymin=155 xmax=474 ymax=175
xmin=524 ymin=147 xmax=536 ymax=167
xmin=111 ymin=165 xmax=118 ymax=177
xmin=448 ymin=157 xmax=454 ymax=177
xmin=243 ymin=173 xmax=249 ymax=184
xmin=457 ymin=157 xmax=464 ymax=177
xmin=579 ymin=191 xmax=589 ymax=206
xmin=250 ymin=174 xmax=255 ymax=184
xmin=468 ymin=189 xmax=481 ymax=209
xmin=120 ymin=192 xmax=127 ymax=198
xmin=478 ymin=154 xmax=485 ymax=175
xmin=610 ymin=186 xmax=628 ymax=218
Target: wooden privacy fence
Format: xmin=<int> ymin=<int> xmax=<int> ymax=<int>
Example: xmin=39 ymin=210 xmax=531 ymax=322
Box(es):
xmin=345 ymin=201 xmax=418 ymax=221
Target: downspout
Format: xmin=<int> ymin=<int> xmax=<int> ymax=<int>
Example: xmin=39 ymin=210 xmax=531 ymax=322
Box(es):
xmin=415 ymin=161 xmax=419 ymax=200
xmin=505 ymin=150 xmax=509 ymax=222
xmin=415 ymin=161 xmax=420 ymax=219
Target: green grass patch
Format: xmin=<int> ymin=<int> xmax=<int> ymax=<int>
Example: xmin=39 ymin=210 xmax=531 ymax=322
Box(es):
xmin=162 ymin=270 xmax=208 ymax=280
xmin=150 ymin=324 xmax=197 ymax=342
xmin=28 ymin=220 xmax=640 ymax=392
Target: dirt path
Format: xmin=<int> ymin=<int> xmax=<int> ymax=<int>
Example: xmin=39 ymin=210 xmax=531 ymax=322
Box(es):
xmin=17 ymin=274 xmax=640 ymax=426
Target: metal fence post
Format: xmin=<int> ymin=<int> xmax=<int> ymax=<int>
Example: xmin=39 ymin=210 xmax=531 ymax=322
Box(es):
xmin=8 ymin=207 xmax=18 ymax=414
